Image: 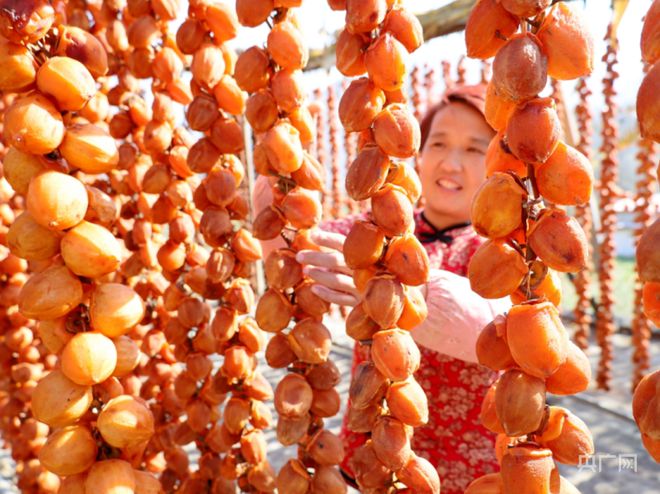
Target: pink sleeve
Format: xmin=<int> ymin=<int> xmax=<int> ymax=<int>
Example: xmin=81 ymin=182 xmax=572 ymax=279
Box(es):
xmin=320 ymin=212 xmax=367 ymax=237
xmin=411 ymin=269 xmax=512 ymax=363
xmin=252 ymin=175 xmax=275 ymax=217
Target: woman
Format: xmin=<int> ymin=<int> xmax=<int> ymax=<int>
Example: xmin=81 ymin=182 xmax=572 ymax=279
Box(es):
xmin=254 ymin=84 xmax=509 ymax=492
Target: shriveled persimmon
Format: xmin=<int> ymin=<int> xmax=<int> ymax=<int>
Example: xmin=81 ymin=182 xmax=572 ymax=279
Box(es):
xmin=471 ymin=172 xmax=526 ymax=239
xmin=386 ymin=379 xmax=429 ymax=427
xmin=492 ymin=33 xmax=548 ymax=102
xmin=365 ymin=33 xmax=408 ymax=92
xmin=345 ymin=145 xmax=390 ymax=201
xmin=485 ymin=81 xmax=517 ymax=132
xmin=537 ymin=2 xmax=594 ymax=80
xmin=506 ymin=97 xmax=561 ymax=164
xmin=637 ymin=61 xmax=660 ymax=142
xmin=495 ymin=369 xmax=546 ymax=436
xmin=371 ymin=416 xmax=413 ymax=471
xmin=465 ymin=0 xmax=519 ymax=59
xmin=267 ymin=20 xmax=308 ymax=70
xmin=506 ymin=301 xmax=569 ymax=378
xmin=528 ymin=208 xmax=589 ymax=273
xmin=61 ymin=332 xmax=117 ymax=386
xmin=500 ymin=444 xmax=558 ymax=494
xmin=18 ymin=265 xmax=83 ymax=320
xmin=485 ymin=132 xmax=527 ymax=177
xmin=344 ymin=220 xmax=385 ymax=269
xmin=371 ymin=184 xmax=414 ymax=237
xmin=336 ymin=28 xmax=368 ymax=76
xmin=371 ymin=329 xmax=420 ymax=382
xmin=545 ymin=340 xmax=591 ymax=395
xmin=536 ymin=406 xmax=594 ymax=465
xmin=26 ymin=171 xmax=88 ymax=231
xmin=274 ymin=373 xmax=313 ymax=419
xmin=339 ymin=77 xmax=386 ymax=132
xmin=3 ymin=93 xmax=64 ymax=154
xmin=372 ymin=103 xmax=420 ymax=159
xmin=476 ymin=315 xmax=515 ymax=371
xmin=36 ymin=56 xmax=95 ymax=111
xmin=536 ymin=142 xmax=593 ymax=205
xmin=382 ymin=8 xmax=423 ymax=53
xmin=363 ymin=275 xmax=406 ymax=329
xmin=90 ymin=283 xmax=145 ymax=338
xmin=384 ymin=234 xmax=429 ymax=286
xmin=395 ymin=454 xmax=441 ymax=494
xmin=468 ymin=239 xmax=528 ymax=299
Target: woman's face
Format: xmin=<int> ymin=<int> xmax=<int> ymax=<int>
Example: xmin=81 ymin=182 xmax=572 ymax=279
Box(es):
xmin=419 ymin=101 xmax=494 ymax=224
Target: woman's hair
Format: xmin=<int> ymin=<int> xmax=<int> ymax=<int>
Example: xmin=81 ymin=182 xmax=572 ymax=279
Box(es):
xmin=419 ymin=84 xmax=490 ymax=148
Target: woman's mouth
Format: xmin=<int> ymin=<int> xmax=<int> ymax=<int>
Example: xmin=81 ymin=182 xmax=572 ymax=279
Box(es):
xmin=435 ymin=178 xmax=463 ymax=191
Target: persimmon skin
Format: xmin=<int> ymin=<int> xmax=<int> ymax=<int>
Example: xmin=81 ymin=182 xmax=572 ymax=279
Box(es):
xmin=18 ymin=265 xmax=83 ymax=320
xmin=7 ymin=211 xmax=61 ymax=261
xmin=372 ymin=103 xmax=420 ymax=159
xmin=97 ymin=395 xmax=155 ymax=449
xmin=465 ymin=0 xmax=519 ymax=60
xmin=537 ymin=2 xmax=594 ymax=80
xmin=506 ymin=301 xmax=569 ymax=379
xmin=500 ymin=444 xmax=557 ymax=494
xmin=495 ymin=369 xmax=546 ymax=436
xmin=0 ymin=41 xmax=37 ymax=91
xmin=637 ymin=62 xmax=660 ymax=142
xmin=4 ymin=93 xmax=64 ymax=154
xmin=500 ymin=0 xmax=551 ymax=18
xmin=36 ymin=56 xmax=96 ymax=111
xmin=536 ymin=141 xmax=593 ymax=206
xmin=61 ymin=221 xmax=122 ymax=278
xmin=506 ymin=98 xmax=561 ymax=164
xmin=90 ymin=283 xmax=146 ymax=338
xmin=339 ymin=77 xmax=386 ymax=133
xmin=492 ymin=33 xmax=548 ymax=102
xmin=468 ymin=239 xmax=529 ymax=299
xmin=27 ymin=171 xmax=89 ymax=231
xmin=528 ymin=208 xmax=589 ymax=273
xmin=344 ymin=220 xmax=386 ymax=269
xmin=346 ymin=0 xmax=387 ymax=34
xmin=365 ymin=33 xmax=408 ymax=92
xmin=471 ymin=172 xmax=526 ymax=239
xmin=485 ymin=81 xmax=517 ymax=132
xmin=641 ymin=0 xmax=660 ymax=65
xmin=485 ymin=132 xmax=527 ymax=178
xmin=38 ymin=425 xmax=97 ymax=476
xmin=642 ymin=282 xmax=660 ymax=326
xmin=60 ymin=332 xmax=118 ymax=386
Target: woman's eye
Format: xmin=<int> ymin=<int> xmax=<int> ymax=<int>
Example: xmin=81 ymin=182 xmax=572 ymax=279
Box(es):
xmin=431 ymin=142 xmax=445 ymax=148
xmin=467 ymin=147 xmax=485 ymax=154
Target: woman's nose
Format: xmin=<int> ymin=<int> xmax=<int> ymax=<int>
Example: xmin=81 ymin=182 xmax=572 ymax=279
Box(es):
xmin=437 ymin=149 xmax=463 ymax=173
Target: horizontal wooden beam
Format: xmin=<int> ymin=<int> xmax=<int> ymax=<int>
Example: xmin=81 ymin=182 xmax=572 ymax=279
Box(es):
xmin=307 ymin=0 xmax=579 ymax=71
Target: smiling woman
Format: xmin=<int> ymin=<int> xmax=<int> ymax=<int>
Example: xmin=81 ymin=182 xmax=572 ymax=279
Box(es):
xmin=419 ymin=87 xmax=496 ymax=230
xmin=252 ymin=84 xmax=511 ymax=493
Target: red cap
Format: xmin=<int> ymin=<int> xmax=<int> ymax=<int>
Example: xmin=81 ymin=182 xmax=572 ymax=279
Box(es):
xmin=419 ymin=83 xmax=490 ymax=148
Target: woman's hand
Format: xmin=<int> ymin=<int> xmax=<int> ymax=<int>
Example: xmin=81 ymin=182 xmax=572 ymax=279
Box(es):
xmin=411 ymin=269 xmax=511 ymax=362
xmin=295 ymin=229 xmax=360 ymax=307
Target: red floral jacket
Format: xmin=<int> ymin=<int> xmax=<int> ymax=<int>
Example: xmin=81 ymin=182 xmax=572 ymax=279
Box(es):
xmin=323 ymin=210 xmax=500 ymax=494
